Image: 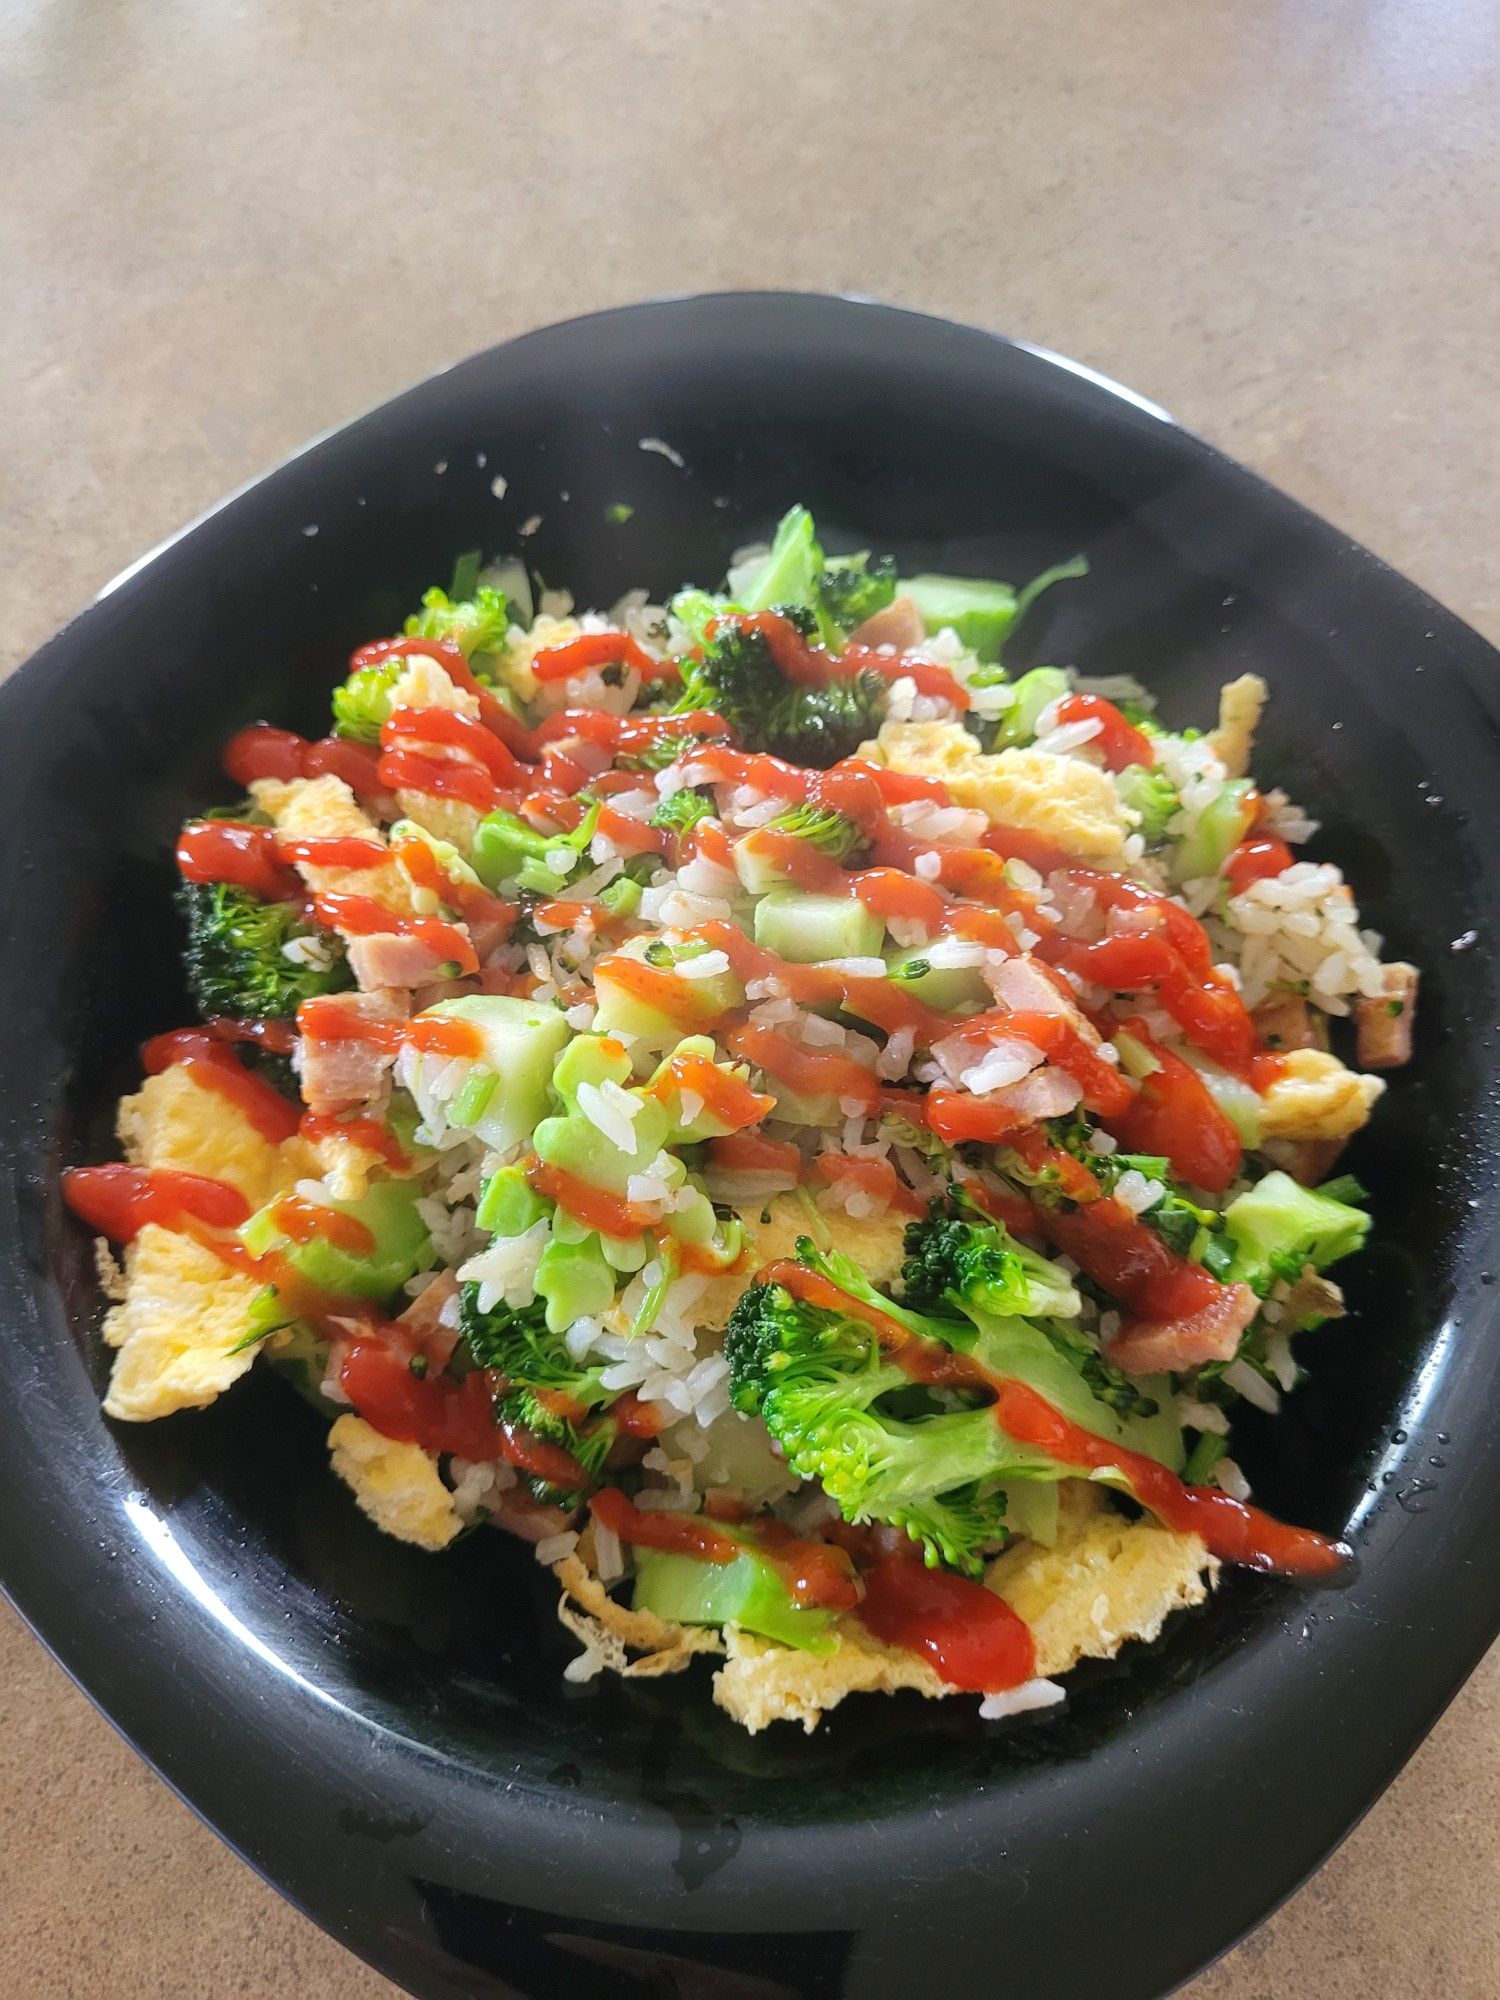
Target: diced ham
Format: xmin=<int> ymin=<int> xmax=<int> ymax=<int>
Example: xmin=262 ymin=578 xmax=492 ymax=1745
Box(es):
xmin=1273 ymin=1137 xmax=1346 ymax=1187
xmin=988 ymin=955 xmax=1081 ymax=1020
xmin=347 ymin=931 xmax=463 ymax=989
xmin=495 ymin=1488 xmax=577 ymax=1543
xmin=397 ymin=1272 xmax=461 ymax=1367
xmin=468 ymin=916 xmax=516 ymax=961
xmin=1105 ymin=1280 xmax=1258 ymax=1377
xmin=988 ymin=1067 xmax=1083 ymax=1123
xmin=1250 ymin=991 xmax=1320 ymax=1054
xmin=848 ymin=593 xmax=928 ymax=651
xmin=297 ymin=989 xmax=409 ymax=1114
xmin=1355 ymin=962 xmax=1418 ymax=1070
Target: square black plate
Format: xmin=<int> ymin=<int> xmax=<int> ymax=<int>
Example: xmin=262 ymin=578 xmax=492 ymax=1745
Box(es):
xmin=3 ymin=294 xmax=1498 ymax=2000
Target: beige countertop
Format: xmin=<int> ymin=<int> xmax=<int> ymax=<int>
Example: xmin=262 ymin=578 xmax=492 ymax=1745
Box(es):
xmin=3 ymin=1 xmax=1498 ymax=1993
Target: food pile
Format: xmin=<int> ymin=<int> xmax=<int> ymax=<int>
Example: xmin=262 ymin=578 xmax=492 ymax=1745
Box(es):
xmin=66 ymin=507 xmax=1416 ymax=1731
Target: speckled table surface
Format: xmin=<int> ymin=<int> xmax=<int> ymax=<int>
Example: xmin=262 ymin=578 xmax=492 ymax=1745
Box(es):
xmin=3 ymin=1 xmax=1498 ymax=1993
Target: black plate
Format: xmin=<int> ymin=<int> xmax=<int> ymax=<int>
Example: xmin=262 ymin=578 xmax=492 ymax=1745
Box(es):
xmin=3 ymin=294 xmax=1498 ymax=2000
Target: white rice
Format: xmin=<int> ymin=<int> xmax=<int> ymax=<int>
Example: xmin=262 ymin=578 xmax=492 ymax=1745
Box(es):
xmin=978 ymin=1679 xmax=1066 ymax=1720
xmin=1223 ymin=1358 xmax=1281 ymax=1415
xmin=1113 ymin=1169 xmax=1165 ymax=1216
xmin=577 ymin=1078 xmax=643 ymax=1153
xmin=1221 ymin=860 xmax=1385 ymax=1013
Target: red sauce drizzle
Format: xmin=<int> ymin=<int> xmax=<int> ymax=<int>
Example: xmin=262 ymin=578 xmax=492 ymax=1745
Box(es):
xmin=298 ymin=1110 xmax=409 ymax=1171
xmin=857 ymin=1552 xmax=1036 ymax=1691
xmin=813 ymin=1154 xmax=927 ymax=1218
xmin=595 ymin=954 xmax=727 ymax=1033
xmin=296 ymin=995 xmax=407 ymax=1055
xmin=403 ymin=1014 xmax=485 ymax=1060
xmin=1051 ymin=693 xmax=1154 ymax=772
xmin=205 ymin=1016 xmax=298 ymax=1055
xmin=176 ymin=822 xmax=303 ymax=902
xmin=529 ymin=630 xmax=677 ymax=684
xmin=276 ymin=835 xmax=388 ymax=870
xmin=526 ymin=1158 xmax=659 ymax=1240
xmin=590 ymin=1487 xmax=739 ymax=1565
xmin=270 ymin=1192 xmax=376 ymax=1255
xmin=648 ymin=1051 xmax=774 ymax=1132
xmin=1225 ymin=836 xmax=1294 ymax=895
xmin=222 ymin=723 xmax=388 ymax=804
xmin=62 ymin=1164 xmax=250 ymax=1242
xmin=311 ymin=892 xmax=478 ymax=975
xmin=709 ymin=611 xmax=970 ymax=711
xmin=141 ymin=1028 xmax=301 ymax=1143
xmin=337 ymin=1337 xmax=586 ymax=1484
xmin=589 ymin=1490 xmax=860 ymax=1611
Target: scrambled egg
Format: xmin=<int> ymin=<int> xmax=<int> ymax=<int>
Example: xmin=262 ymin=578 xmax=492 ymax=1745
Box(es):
xmin=501 ymin=612 xmax=581 ymax=702
xmin=1207 ymin=673 xmax=1267 ymax=779
xmin=553 ymin=1484 xmax=1217 ymax=1733
xmin=327 ymin=1415 xmax=463 ymax=1551
xmin=103 ymin=1065 xmax=301 ymax=1421
xmin=1257 ymin=1046 xmax=1385 ymax=1142
xmin=250 ymin=773 xmax=414 ymax=915
xmin=985 ymin=1483 xmax=1216 ymax=1677
xmin=555 ymin=1552 xmax=724 ymax=1678
xmin=118 ymin=1064 xmax=290 ymax=1212
xmin=387 ymin=654 xmax=479 ymax=718
xmin=103 ymin=1226 xmax=265 ymax=1421
xmin=384 ymin=654 xmax=486 ymax=848
xmin=864 ymin=720 xmax=1129 ymax=864
xmin=287 ymin=1123 xmax=385 ymax=1203
xmin=685 ymin=1194 xmax=909 ymax=1334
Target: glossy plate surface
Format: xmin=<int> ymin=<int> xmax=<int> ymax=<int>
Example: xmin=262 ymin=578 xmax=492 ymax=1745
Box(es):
xmin=2 ymin=294 xmax=1498 ymax=2000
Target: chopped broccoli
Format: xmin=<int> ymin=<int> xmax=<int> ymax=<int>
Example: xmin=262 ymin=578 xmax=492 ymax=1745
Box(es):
xmin=458 ymin=1284 xmax=618 ymax=1505
xmin=738 ymin=506 xmax=840 ymax=647
xmin=1115 ymin=764 xmax=1182 ymax=846
xmin=650 ymin=787 xmax=715 ymax=838
xmin=1222 ymin=1171 xmax=1370 ymax=1294
xmin=900 ymin=1207 xmax=1161 ymax=1423
xmin=725 ymin=1258 xmax=1012 ymax=1573
xmin=404 ymin=584 xmax=511 ymax=663
xmin=992 ymin=665 xmax=1070 ymax=749
xmin=1061 ymin=1131 xmax=1224 ymax=1265
xmin=764 ymin=799 xmax=868 ymax=863
xmin=332 ymin=657 xmax=406 ymax=743
xmin=673 ymin=615 xmax=886 ymax=767
xmin=819 ymin=552 xmax=898 ymax=634
xmin=901 ymin=1210 xmax=1081 ymax=1322
xmin=470 ymin=801 xmax=602 ymax=893
xmin=178 ymin=879 xmax=350 ymax=1020
xmin=726 ymin=1238 xmax=1181 ymax=1573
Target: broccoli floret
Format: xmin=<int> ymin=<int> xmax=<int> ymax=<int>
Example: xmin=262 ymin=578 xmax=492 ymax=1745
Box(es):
xmin=819 ymin=553 xmax=898 ymax=634
xmin=727 ymin=1234 xmax=1188 ymax=1568
xmin=901 ymin=1211 xmax=1082 ymax=1323
xmin=725 ymin=1258 xmax=1013 ymax=1574
xmin=459 ymin=1284 xmax=618 ymax=1506
xmin=650 ymin=787 xmax=715 ymax=838
xmin=469 ymin=801 xmax=602 ymax=894
xmin=332 ymin=657 xmax=406 ymax=743
xmin=674 ymin=617 xmax=886 ymax=767
xmin=1221 ymin=1170 xmax=1370 ymax=1294
xmin=1115 ymin=764 xmax=1182 ymax=846
xmin=900 ymin=1209 xmax=1160 ymax=1423
xmin=738 ymin=508 xmax=833 ymax=639
xmin=617 ymin=731 xmax=721 ymax=774
xmin=178 ymin=879 xmax=350 ymax=1020
xmin=404 ymin=584 xmax=511 ymax=663
xmin=764 ymin=799 xmax=868 ymax=863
